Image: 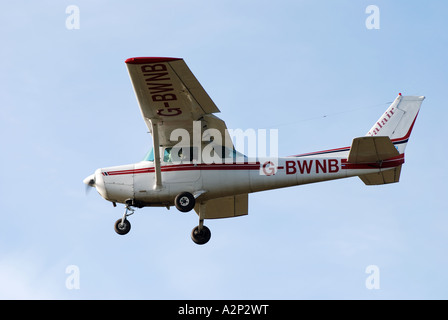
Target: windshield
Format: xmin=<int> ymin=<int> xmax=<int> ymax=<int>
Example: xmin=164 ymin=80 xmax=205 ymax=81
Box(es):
xmin=142 ymin=148 xmax=154 ymax=161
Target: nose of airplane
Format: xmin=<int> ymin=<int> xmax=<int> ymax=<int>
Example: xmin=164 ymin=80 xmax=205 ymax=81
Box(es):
xmin=83 ymin=169 xmax=107 ymax=199
xmin=83 ymin=173 xmax=96 ymax=187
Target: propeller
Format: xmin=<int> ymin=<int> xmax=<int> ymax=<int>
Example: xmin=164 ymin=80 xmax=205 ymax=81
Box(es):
xmin=83 ymin=174 xmax=96 ymax=194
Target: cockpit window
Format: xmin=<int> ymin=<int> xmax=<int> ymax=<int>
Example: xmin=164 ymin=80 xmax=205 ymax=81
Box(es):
xmin=213 ymin=146 xmax=247 ymax=161
xmin=142 ymin=146 xmax=247 ymax=163
xmin=142 ymin=147 xmax=195 ymax=163
xmin=164 ymin=147 xmax=197 ymax=163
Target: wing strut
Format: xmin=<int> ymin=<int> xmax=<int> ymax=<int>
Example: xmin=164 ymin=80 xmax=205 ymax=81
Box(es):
xmin=149 ymin=119 xmax=163 ymax=189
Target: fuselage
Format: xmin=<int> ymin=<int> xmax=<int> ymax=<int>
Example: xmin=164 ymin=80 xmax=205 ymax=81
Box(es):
xmin=91 ymin=149 xmax=404 ymax=207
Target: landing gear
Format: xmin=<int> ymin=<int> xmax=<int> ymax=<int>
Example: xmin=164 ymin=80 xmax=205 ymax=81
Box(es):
xmin=190 ymin=202 xmax=211 ymax=245
xmin=114 ymin=204 xmax=134 ymax=235
xmin=191 ymin=225 xmax=211 ymax=245
xmin=175 ymin=192 xmax=195 ymax=212
xmin=111 ymin=197 xmax=213 ymax=244
xmin=114 ymin=218 xmax=131 ymax=235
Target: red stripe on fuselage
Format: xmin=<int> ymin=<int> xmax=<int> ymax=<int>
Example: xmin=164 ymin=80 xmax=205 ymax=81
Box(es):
xmin=103 ymin=154 xmax=404 ymax=177
xmin=341 ymin=154 xmax=404 ymax=170
xmin=103 ymin=163 xmax=260 ymax=176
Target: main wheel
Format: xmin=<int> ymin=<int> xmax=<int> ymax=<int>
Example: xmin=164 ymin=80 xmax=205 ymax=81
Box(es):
xmin=175 ymin=192 xmax=195 ymax=212
xmin=191 ymin=225 xmax=211 ymax=245
xmin=114 ymin=219 xmax=131 ymax=235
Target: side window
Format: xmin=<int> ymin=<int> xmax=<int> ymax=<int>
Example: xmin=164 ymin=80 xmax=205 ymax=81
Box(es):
xmin=166 ymin=146 xmax=198 ymax=163
xmin=163 ymin=148 xmax=172 ymax=162
xmin=210 ymin=145 xmax=232 ymax=159
xmin=213 ymin=146 xmax=226 ymax=159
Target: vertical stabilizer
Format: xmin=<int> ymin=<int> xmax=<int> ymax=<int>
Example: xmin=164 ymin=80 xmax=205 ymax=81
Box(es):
xmin=366 ymin=94 xmax=425 ymax=154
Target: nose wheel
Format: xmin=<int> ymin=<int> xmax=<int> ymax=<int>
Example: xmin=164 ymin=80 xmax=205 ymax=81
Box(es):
xmin=114 ymin=218 xmax=131 ymax=235
xmin=114 ymin=204 xmax=134 ymax=235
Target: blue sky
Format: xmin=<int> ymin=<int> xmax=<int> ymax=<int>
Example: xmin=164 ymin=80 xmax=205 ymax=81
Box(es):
xmin=1 ymin=0 xmax=447 ymax=299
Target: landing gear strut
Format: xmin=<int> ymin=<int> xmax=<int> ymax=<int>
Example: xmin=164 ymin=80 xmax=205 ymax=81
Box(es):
xmin=190 ymin=202 xmax=211 ymax=245
xmin=114 ymin=204 xmax=134 ymax=235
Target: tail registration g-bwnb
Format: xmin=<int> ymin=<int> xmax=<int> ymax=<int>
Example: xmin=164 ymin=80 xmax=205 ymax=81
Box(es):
xmin=83 ymin=57 xmax=425 ymax=245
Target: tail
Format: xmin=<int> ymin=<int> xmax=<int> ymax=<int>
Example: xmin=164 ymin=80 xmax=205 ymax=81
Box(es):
xmin=366 ymin=93 xmax=425 ymax=154
xmin=348 ymin=93 xmax=425 ymax=185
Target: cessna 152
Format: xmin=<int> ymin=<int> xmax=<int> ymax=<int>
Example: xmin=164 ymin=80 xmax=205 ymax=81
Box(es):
xmin=84 ymin=57 xmax=424 ymax=245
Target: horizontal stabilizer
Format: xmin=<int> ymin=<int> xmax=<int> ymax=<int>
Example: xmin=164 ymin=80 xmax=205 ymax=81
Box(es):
xmin=359 ymin=165 xmax=402 ymax=185
xmin=348 ymin=136 xmax=399 ymax=163
xmin=195 ymin=194 xmax=248 ymax=219
xmin=348 ymin=136 xmax=402 ymax=185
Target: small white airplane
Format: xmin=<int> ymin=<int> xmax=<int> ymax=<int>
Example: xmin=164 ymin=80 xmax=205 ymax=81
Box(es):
xmin=84 ymin=57 xmax=425 ymax=245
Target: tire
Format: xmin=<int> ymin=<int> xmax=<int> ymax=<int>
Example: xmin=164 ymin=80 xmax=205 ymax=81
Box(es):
xmin=114 ymin=219 xmax=131 ymax=235
xmin=175 ymin=192 xmax=195 ymax=212
xmin=191 ymin=225 xmax=211 ymax=245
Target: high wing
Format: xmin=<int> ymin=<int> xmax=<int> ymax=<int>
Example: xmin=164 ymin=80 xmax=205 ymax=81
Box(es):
xmin=125 ymin=57 xmax=232 ymax=147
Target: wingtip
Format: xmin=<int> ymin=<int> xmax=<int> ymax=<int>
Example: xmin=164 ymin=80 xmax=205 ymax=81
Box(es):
xmin=125 ymin=57 xmax=182 ymax=64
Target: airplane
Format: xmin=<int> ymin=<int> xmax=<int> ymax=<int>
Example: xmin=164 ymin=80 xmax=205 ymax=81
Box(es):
xmin=84 ymin=57 xmax=425 ymax=245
